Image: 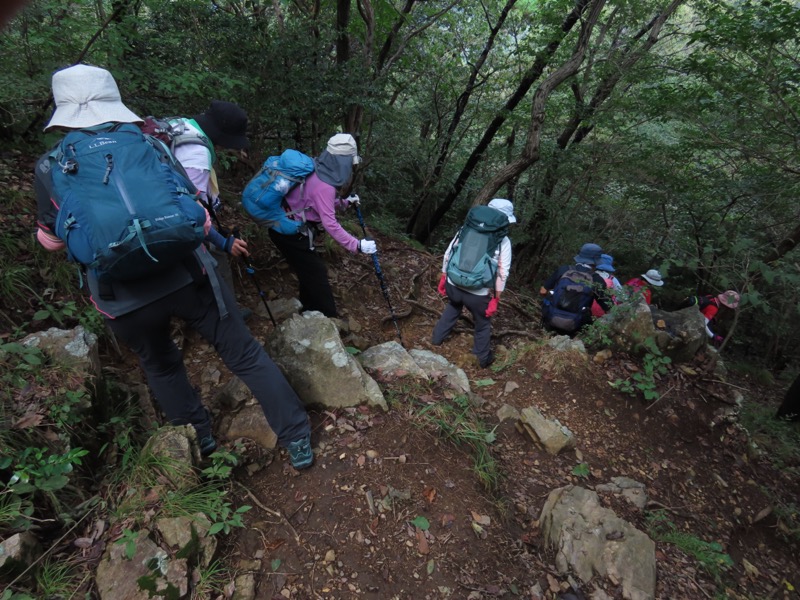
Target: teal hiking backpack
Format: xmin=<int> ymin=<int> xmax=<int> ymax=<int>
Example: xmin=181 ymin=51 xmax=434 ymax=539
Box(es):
xmin=445 ymin=205 xmax=509 ymax=290
xmin=241 ymin=149 xmax=315 ymax=235
xmin=51 ymin=123 xmax=207 ymax=283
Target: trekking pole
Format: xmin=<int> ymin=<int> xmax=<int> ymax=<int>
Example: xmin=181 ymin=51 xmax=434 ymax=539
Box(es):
xmin=352 ymin=202 xmax=404 ymax=345
xmin=232 ymin=227 xmax=277 ymax=327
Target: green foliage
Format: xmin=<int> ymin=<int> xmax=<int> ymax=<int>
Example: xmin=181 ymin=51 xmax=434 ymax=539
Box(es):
xmin=6 ymin=446 xmax=89 ymax=495
xmin=646 ymin=511 xmax=733 ymax=582
xmin=201 ymin=447 xmax=241 ymax=480
xmin=205 ymin=500 xmax=251 ymax=536
xmin=612 ymin=337 xmax=672 ymax=402
xmin=413 ymin=394 xmax=500 ymax=490
xmin=738 ymin=399 xmax=800 ymax=473
xmin=571 ymin=463 xmax=590 ymax=479
xmin=115 ymin=528 xmax=141 ymax=560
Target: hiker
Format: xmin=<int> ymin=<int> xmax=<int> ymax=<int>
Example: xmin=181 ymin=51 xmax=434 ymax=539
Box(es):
xmin=776 ymin=373 xmax=800 ymax=422
xmin=625 ymin=269 xmax=664 ymax=305
xmin=145 ymin=102 xmax=253 ymax=319
xmin=540 ymin=243 xmax=612 ymax=335
xmin=679 ymin=290 xmax=740 ymax=346
xmin=34 ymin=64 xmax=313 ymax=469
xmin=432 ymin=199 xmax=515 ymax=368
xmin=267 ymin=133 xmax=376 ymax=318
xmin=590 ymin=254 xmax=621 ymax=317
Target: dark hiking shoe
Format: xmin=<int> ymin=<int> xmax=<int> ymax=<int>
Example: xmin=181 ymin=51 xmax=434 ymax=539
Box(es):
xmin=199 ymin=435 xmax=218 ymax=457
xmin=287 ymin=434 xmax=314 ymax=470
xmin=479 ymin=352 xmax=495 ymax=369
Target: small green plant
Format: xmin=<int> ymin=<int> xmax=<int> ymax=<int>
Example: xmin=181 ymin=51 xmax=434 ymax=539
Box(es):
xmin=193 ymin=560 xmax=230 ymax=599
xmin=414 ymin=394 xmax=500 ymax=490
xmin=206 ymin=501 xmax=251 ymax=535
xmin=612 ymin=337 xmax=671 ymax=401
xmin=35 ymin=557 xmax=83 ymax=598
xmin=6 ymin=446 xmax=89 ymax=494
xmin=646 ymin=511 xmax=733 ymax=581
xmin=201 ymin=447 xmax=241 ymax=480
xmin=115 ymin=528 xmax=140 ymax=560
xmin=33 ymin=299 xmax=78 ymax=326
xmin=571 ymin=463 xmax=590 ymax=478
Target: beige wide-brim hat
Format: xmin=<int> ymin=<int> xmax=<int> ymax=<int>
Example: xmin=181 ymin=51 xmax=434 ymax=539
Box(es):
xmin=44 ymin=64 xmax=142 ymax=131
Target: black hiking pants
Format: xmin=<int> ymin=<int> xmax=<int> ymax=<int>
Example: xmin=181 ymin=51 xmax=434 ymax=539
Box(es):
xmin=268 ymin=228 xmax=338 ymax=318
xmin=107 ymin=274 xmax=310 ymax=446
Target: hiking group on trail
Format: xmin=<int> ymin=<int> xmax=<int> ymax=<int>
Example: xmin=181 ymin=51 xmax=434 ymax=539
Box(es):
xmin=32 ymin=62 xmax=753 ymax=472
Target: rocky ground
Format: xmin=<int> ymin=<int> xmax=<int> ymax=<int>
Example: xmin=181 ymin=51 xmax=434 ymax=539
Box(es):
xmin=1 ymin=153 xmax=798 ymax=599
xmin=181 ymin=224 xmax=800 ymax=600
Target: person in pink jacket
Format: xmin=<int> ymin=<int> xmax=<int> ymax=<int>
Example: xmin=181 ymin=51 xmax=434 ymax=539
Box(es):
xmin=269 ymin=134 xmax=376 ymax=317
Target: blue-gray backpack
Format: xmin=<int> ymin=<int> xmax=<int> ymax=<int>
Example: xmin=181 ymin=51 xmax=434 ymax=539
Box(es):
xmin=445 ymin=205 xmax=509 ymax=290
xmin=51 ymin=123 xmax=207 ymax=283
xmin=241 ymin=149 xmax=315 ymax=235
xmin=541 ymin=268 xmax=595 ymax=332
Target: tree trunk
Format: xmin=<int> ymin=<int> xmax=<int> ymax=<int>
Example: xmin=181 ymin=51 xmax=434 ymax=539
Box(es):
xmin=406 ymin=0 xmax=595 ymax=243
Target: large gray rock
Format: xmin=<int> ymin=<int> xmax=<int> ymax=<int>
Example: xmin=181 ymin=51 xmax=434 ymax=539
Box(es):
xmin=0 ymin=532 xmax=41 ymax=573
xmin=255 ymin=297 xmax=302 ymax=322
xmin=540 ymin=486 xmax=656 ymax=600
xmin=155 ymin=513 xmax=217 ymax=568
xmin=518 ymin=406 xmax=575 ymax=455
xmin=358 ymin=341 xmax=429 ymax=381
xmin=601 ymin=296 xmax=655 ymax=354
xmin=268 ymin=312 xmax=386 ymax=410
xmin=95 ymin=530 xmax=188 ymax=600
xmin=20 ymin=326 xmax=99 ymax=377
xmin=142 ymin=426 xmax=200 ymax=488
xmin=650 ymin=306 xmax=707 ymax=363
xmin=603 ymin=299 xmax=707 ymax=364
xmin=408 ymin=349 xmax=471 ymax=394
xmin=221 ymin=402 xmax=278 ymax=449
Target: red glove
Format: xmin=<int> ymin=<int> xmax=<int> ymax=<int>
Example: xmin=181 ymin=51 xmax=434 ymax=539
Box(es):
xmin=437 ymin=274 xmax=447 ymax=296
xmin=485 ymin=297 xmax=499 ymax=318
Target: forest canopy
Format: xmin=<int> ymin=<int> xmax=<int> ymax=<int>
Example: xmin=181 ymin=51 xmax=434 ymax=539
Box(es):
xmin=1 ymin=0 xmax=798 ymax=368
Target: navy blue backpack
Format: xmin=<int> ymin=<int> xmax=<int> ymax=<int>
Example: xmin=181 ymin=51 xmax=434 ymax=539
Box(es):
xmin=542 ymin=268 xmax=596 ymax=332
xmin=51 ymin=124 xmax=207 ymax=283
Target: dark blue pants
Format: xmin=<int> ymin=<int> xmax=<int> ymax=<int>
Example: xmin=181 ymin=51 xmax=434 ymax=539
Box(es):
xmin=107 ymin=274 xmax=310 ymax=446
xmin=431 ymin=282 xmax=492 ymax=365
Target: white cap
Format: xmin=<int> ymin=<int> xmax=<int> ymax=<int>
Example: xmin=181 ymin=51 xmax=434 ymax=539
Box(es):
xmin=45 ymin=64 xmax=142 ymax=131
xmin=326 ymin=133 xmax=361 ymax=165
xmin=488 ymin=198 xmax=517 ymax=223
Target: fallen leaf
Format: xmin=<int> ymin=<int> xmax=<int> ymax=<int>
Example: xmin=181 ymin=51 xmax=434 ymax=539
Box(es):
xmin=411 ymin=516 xmax=430 ymax=531
xmin=73 ymin=537 xmax=93 ymax=548
xmin=13 ymin=413 xmax=43 ymax=429
xmin=742 ymin=558 xmax=759 ymax=578
xmin=426 ymin=559 xmax=435 ymax=575
xmin=357 ymin=454 xmax=366 ymax=467
xmin=546 ymin=573 xmax=560 ymax=593
xmin=416 ymin=527 xmax=430 ymax=554
xmin=470 ymin=511 xmax=490 ymax=526
xmin=471 ymin=521 xmax=485 ymax=538
xmin=423 ymin=487 xmax=437 ymax=504
xmin=441 ymin=513 xmax=456 ymax=528
xmin=752 ymin=506 xmax=772 ymax=524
